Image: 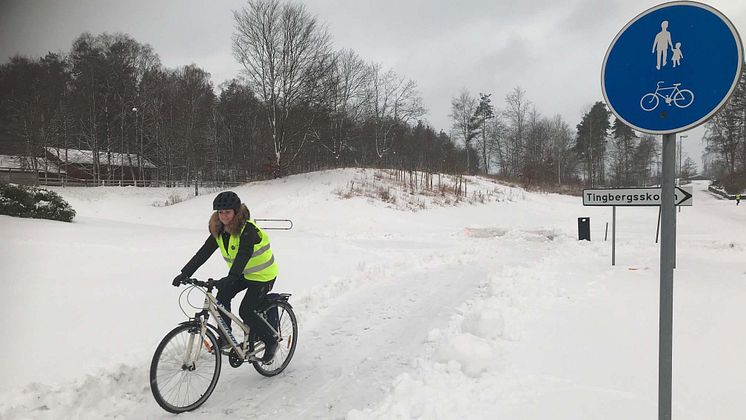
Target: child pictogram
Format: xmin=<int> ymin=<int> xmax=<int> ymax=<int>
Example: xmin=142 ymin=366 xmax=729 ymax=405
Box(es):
xmin=672 ymin=42 xmax=683 ymax=67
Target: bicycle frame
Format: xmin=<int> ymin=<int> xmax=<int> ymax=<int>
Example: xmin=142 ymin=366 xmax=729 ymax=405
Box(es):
xmin=191 ymin=288 xmax=279 ymax=361
xmin=654 ymin=84 xmax=680 ymax=100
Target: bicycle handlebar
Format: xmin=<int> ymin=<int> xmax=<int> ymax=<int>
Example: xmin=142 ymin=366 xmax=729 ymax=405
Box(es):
xmin=180 ymin=278 xmax=217 ymax=288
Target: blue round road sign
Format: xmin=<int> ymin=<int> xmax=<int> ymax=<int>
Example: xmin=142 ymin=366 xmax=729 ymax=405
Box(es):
xmin=602 ymin=1 xmax=743 ymax=134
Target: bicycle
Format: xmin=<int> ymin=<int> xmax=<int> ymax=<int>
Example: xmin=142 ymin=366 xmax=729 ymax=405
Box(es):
xmin=149 ymin=277 xmax=298 ymax=413
xmin=640 ymin=81 xmax=695 ymax=111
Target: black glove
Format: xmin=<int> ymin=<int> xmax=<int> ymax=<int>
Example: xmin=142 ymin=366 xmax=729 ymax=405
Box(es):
xmin=172 ymin=272 xmax=188 ymax=287
xmin=216 ymin=274 xmax=239 ymax=290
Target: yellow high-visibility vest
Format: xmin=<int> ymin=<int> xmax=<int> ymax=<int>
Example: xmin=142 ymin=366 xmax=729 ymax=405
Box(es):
xmin=216 ymin=220 xmax=278 ymax=282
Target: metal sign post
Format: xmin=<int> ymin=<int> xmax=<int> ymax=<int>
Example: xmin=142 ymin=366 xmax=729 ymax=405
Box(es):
xmin=659 ymin=133 xmax=676 ymax=417
xmin=602 ymin=3 xmax=743 ymax=418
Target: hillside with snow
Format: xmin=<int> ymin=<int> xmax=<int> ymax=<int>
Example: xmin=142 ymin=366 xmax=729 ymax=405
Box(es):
xmin=0 ymin=168 xmax=744 ymax=419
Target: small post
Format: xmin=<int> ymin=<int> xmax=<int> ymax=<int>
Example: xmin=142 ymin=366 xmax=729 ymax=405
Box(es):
xmin=604 ymin=222 xmax=609 ymax=241
xmin=656 ymin=206 xmax=662 ymax=243
xmin=673 ymin=194 xmax=677 ymax=269
xmin=577 ymin=217 xmax=591 ymax=241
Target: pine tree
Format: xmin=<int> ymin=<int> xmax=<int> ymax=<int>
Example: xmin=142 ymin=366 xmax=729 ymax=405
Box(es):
xmin=573 ymin=101 xmax=611 ymax=186
xmin=471 ymin=93 xmax=494 ymax=174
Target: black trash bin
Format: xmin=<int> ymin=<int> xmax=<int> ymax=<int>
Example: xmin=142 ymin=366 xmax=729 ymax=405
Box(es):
xmin=578 ymin=217 xmax=590 ymax=241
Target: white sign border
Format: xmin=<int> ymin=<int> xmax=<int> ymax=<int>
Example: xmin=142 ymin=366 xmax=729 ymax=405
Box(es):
xmin=601 ymin=0 xmax=744 ymax=135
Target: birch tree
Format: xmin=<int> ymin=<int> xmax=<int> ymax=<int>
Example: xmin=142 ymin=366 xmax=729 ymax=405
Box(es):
xmin=502 ymin=87 xmax=531 ymax=178
xmin=314 ymin=49 xmax=370 ymax=163
xmin=367 ymin=63 xmax=424 ymax=160
xmin=233 ymin=0 xmax=332 ymax=176
xmin=449 ymin=89 xmax=477 ymax=172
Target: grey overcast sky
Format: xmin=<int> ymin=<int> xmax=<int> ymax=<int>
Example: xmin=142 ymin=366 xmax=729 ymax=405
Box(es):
xmin=2 ymin=0 xmax=746 ymax=167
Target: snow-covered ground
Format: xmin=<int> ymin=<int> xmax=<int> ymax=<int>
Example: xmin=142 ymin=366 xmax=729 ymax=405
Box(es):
xmin=0 ymin=169 xmax=744 ymax=419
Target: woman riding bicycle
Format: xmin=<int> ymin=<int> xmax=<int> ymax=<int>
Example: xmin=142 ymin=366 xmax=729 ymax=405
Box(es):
xmin=172 ymin=191 xmax=279 ymax=362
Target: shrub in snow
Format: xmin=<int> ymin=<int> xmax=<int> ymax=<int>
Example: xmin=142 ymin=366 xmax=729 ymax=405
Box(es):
xmin=717 ymin=170 xmax=746 ymax=195
xmin=0 ymin=183 xmax=76 ymax=222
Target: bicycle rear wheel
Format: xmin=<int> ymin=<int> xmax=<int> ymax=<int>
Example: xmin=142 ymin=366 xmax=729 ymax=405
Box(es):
xmin=640 ymin=93 xmax=659 ymax=111
xmin=252 ymin=301 xmax=298 ymax=377
xmin=150 ymin=323 xmax=222 ymax=413
xmin=674 ymin=89 xmax=694 ymax=108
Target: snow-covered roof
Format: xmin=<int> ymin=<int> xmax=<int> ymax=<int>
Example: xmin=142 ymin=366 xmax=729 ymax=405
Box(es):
xmin=45 ymin=147 xmax=157 ymax=169
xmin=0 ymin=154 xmax=66 ymax=174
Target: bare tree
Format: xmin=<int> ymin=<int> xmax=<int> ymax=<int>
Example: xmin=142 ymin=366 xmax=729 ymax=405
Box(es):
xmin=547 ymin=115 xmax=575 ymax=185
xmin=704 ymin=72 xmax=745 ymax=176
xmin=502 ymin=87 xmax=531 ymax=178
xmin=486 ymin=114 xmax=507 ymax=175
xmin=523 ymin=107 xmax=550 ymax=183
xmin=449 ymin=89 xmax=477 ymax=172
xmin=233 ymin=0 xmax=332 ymax=176
xmin=314 ymin=49 xmax=370 ymax=163
xmin=632 ymin=134 xmax=659 ymax=186
xmin=367 ymin=63 xmax=424 ymax=160
xmin=680 ymin=157 xmax=698 ymax=180
xmin=609 ymin=118 xmax=638 ymax=186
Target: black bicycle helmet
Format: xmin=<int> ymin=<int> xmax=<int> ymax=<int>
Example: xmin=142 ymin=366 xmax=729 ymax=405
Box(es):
xmin=213 ymin=191 xmax=241 ymax=211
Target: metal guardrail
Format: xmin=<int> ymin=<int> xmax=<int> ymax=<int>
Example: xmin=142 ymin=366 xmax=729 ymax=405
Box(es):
xmin=707 ymin=184 xmax=738 ymax=199
xmin=1 ymin=169 xmax=249 ymax=188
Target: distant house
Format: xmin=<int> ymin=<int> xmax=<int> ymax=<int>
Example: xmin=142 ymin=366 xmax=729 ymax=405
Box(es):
xmin=0 ymin=154 xmax=66 ymax=184
xmin=44 ymin=147 xmax=157 ymax=181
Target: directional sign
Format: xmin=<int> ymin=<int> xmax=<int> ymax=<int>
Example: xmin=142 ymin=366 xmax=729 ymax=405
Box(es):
xmin=602 ymin=2 xmax=743 ymax=134
xmin=583 ymin=186 xmax=693 ymax=206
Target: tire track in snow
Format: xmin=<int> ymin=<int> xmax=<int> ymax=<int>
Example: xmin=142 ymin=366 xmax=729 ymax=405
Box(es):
xmin=195 ymin=260 xmax=488 ymax=419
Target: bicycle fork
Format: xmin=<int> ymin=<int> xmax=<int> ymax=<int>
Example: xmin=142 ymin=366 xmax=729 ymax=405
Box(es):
xmin=181 ymin=323 xmax=207 ymax=370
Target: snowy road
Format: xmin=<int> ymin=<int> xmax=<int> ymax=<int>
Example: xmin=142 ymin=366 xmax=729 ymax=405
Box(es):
xmin=1 ymin=171 xmax=744 ymax=419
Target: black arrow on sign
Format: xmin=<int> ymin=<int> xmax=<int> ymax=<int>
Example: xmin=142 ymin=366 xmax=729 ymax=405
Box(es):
xmin=674 ymin=187 xmax=692 ymax=205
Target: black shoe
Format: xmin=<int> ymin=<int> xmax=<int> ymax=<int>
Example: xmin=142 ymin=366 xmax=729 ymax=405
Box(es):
xmin=260 ymin=339 xmax=279 ymax=363
xmin=214 ymin=337 xmax=232 ymax=353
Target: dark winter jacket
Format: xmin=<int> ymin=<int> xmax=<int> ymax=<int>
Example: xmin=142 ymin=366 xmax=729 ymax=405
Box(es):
xmin=180 ymin=203 xmax=261 ymax=279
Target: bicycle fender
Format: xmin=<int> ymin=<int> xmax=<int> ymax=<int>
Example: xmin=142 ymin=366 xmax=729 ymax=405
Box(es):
xmin=261 ymin=293 xmax=292 ymax=310
xmin=264 ymin=293 xmax=291 ymax=303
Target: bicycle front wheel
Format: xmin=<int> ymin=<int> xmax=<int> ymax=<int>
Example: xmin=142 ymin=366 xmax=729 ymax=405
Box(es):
xmin=640 ymin=93 xmax=659 ymax=111
xmin=150 ymin=323 xmax=222 ymax=413
xmin=252 ymin=301 xmax=298 ymax=377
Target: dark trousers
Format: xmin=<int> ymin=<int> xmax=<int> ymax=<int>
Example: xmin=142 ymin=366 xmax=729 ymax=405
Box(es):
xmin=216 ymin=278 xmax=275 ymax=341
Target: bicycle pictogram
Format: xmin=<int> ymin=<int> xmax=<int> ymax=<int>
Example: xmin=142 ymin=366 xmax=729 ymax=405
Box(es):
xmin=640 ymin=81 xmax=695 ymax=111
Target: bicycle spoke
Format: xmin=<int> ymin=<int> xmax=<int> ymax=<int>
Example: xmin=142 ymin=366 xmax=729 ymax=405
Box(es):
xmin=151 ymin=325 xmax=221 ymax=413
